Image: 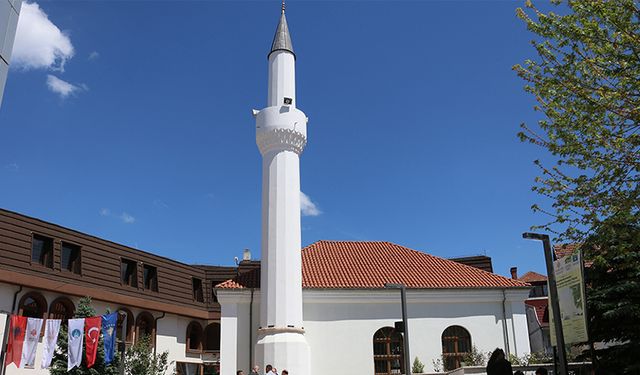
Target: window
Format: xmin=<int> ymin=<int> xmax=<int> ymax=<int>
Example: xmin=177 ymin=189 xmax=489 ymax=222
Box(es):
xmin=442 ymin=325 xmax=472 ymax=370
xmin=18 ymin=292 xmax=47 ymax=318
xmin=176 ymin=362 xmax=203 ymax=375
xmin=373 ymin=327 xmax=404 ymax=375
xmin=192 ymin=278 xmax=204 ymax=302
xmin=116 ymin=308 xmax=134 ymax=343
xmin=135 ymin=311 xmax=155 ymax=345
xmin=204 ymin=322 xmax=221 ymax=352
xmin=31 ymin=234 xmax=53 ymax=268
xmin=186 ymin=321 xmax=203 ymax=353
xmin=61 ymin=242 xmax=81 ymax=274
xmin=121 ymin=258 xmax=138 ymax=287
xmin=49 ymin=297 xmax=75 ymax=320
xmin=143 ymin=264 xmax=158 ymax=292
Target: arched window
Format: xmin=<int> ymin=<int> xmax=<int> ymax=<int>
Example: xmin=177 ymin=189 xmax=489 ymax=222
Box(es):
xmin=373 ymin=327 xmax=404 ymax=375
xmin=186 ymin=321 xmax=203 ymax=353
xmin=204 ymin=322 xmax=221 ymax=352
xmin=49 ymin=297 xmax=75 ymax=321
xmin=135 ymin=311 xmax=155 ymax=345
xmin=442 ymin=325 xmax=471 ymax=370
xmin=117 ymin=308 xmax=134 ymax=344
xmin=18 ymin=292 xmax=47 ymax=319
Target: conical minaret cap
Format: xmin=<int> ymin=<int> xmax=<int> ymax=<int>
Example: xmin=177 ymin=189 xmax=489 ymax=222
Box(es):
xmin=269 ymin=11 xmax=295 ymax=59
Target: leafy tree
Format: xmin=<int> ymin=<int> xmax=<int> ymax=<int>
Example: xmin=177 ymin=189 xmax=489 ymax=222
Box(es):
xmin=124 ymin=335 xmax=170 ymax=375
xmin=513 ymin=0 xmax=640 ymax=242
xmin=581 ymin=211 xmax=640 ymax=374
xmin=49 ymin=296 xmax=120 ymax=375
xmin=412 ymin=356 xmax=425 ymax=373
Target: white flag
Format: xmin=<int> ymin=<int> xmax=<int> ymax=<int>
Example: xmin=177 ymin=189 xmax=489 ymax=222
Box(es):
xmin=20 ymin=317 xmax=43 ymax=368
xmin=68 ymin=318 xmax=85 ymax=371
xmin=41 ymin=319 xmax=61 ymax=369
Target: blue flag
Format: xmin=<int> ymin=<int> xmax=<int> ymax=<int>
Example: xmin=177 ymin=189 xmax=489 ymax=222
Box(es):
xmin=101 ymin=312 xmax=118 ymax=364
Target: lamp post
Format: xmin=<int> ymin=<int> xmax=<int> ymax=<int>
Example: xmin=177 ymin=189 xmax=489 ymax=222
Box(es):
xmin=522 ymin=232 xmax=568 ymax=375
xmin=384 ymin=283 xmax=411 ymax=375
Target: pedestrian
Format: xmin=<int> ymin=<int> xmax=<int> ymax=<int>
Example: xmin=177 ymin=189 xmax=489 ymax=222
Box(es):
xmin=281 ymin=371 xmax=288 ymax=375
xmin=272 ymin=367 xmax=278 ymax=375
xmin=486 ymin=348 xmax=513 ymax=375
xmin=250 ymin=365 xmax=260 ymax=375
xmin=237 ymin=371 xmax=244 ymax=375
xmin=265 ymin=365 xmax=273 ymax=375
xmin=535 ymin=368 xmax=548 ymax=375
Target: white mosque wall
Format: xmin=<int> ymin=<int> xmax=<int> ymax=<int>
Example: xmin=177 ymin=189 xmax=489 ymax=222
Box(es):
xmin=220 ymin=288 xmax=531 ymax=375
xmin=0 ymin=283 xmax=215 ymax=375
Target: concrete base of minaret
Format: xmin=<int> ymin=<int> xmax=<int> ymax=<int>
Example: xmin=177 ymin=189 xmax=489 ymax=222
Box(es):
xmin=256 ymin=328 xmax=311 ymax=375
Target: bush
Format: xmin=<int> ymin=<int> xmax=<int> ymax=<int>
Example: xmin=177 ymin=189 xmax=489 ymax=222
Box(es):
xmin=412 ymin=356 xmax=425 ymax=373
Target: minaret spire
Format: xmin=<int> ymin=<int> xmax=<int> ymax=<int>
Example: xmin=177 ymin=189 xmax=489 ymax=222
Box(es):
xmin=281 ymin=0 xmax=285 ymax=14
xmin=270 ymin=1 xmax=295 ymax=58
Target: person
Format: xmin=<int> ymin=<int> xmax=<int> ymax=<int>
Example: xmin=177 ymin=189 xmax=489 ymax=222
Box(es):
xmin=535 ymin=368 xmax=548 ymax=375
xmin=265 ymin=365 xmax=273 ymax=375
xmin=250 ymin=366 xmax=260 ymax=375
xmin=272 ymin=367 xmax=278 ymax=375
xmin=281 ymin=371 xmax=288 ymax=375
xmin=237 ymin=371 xmax=244 ymax=375
xmin=486 ymin=348 xmax=513 ymax=375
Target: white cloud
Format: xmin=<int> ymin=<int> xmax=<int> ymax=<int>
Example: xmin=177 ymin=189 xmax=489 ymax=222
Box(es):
xmin=300 ymin=192 xmax=321 ymax=217
xmin=88 ymin=51 xmax=99 ymax=61
xmin=99 ymin=208 xmax=110 ymax=216
xmin=46 ymin=75 xmax=84 ymax=98
xmin=120 ymin=212 xmax=135 ymax=224
xmin=12 ymin=2 xmax=74 ymax=71
xmin=5 ymin=163 xmax=19 ymax=171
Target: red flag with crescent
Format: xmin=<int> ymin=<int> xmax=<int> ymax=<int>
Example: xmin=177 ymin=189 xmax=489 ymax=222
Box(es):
xmin=84 ymin=316 xmax=102 ymax=368
xmin=5 ymin=315 xmax=27 ymax=368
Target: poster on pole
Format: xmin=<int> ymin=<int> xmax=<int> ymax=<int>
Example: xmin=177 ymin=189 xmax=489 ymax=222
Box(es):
xmin=550 ymin=249 xmax=588 ymax=345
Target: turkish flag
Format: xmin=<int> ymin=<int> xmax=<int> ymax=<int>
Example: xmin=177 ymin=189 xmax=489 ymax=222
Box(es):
xmin=5 ymin=315 xmax=27 ymax=368
xmin=84 ymin=316 xmax=102 ymax=368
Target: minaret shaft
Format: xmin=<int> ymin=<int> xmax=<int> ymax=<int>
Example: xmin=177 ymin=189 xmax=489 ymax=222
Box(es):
xmin=253 ymin=9 xmax=311 ymax=375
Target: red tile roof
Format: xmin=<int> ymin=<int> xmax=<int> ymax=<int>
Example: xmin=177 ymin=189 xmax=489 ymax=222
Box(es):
xmin=554 ymin=243 xmax=579 ymax=259
xmin=217 ymin=241 xmax=529 ymax=289
xmin=518 ymin=271 xmax=547 ymax=283
xmin=525 ymin=298 xmax=549 ymax=326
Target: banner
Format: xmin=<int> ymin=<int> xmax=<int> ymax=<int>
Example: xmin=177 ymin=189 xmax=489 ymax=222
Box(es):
xmin=41 ymin=319 xmax=62 ymax=369
xmin=5 ymin=315 xmax=27 ymax=368
xmin=550 ymin=249 xmax=589 ymax=345
xmin=102 ymin=312 xmax=118 ymax=364
xmin=68 ymin=318 xmax=85 ymax=370
xmin=20 ymin=317 xmax=43 ymax=368
xmin=85 ymin=316 xmax=102 ymax=368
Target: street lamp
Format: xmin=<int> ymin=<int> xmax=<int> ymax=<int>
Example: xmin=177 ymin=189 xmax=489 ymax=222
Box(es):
xmin=522 ymin=232 xmax=568 ymax=375
xmin=384 ymin=283 xmax=411 ymax=375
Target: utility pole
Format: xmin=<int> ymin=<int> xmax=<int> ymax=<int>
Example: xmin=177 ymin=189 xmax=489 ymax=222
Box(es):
xmin=385 ymin=283 xmax=412 ymax=375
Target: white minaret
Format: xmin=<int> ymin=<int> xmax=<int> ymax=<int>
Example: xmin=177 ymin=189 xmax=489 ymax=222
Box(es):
xmin=253 ymin=2 xmax=311 ymax=374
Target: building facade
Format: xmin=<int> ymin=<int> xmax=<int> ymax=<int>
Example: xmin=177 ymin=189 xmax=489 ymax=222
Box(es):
xmin=0 ymin=0 xmax=21 ymax=107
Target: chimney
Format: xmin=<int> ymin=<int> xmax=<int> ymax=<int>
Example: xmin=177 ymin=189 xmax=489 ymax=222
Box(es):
xmin=510 ymin=267 xmax=518 ymax=279
xmin=243 ymin=248 xmax=251 ymax=261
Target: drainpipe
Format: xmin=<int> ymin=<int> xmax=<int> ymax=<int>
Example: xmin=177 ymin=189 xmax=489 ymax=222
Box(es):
xmin=501 ymin=288 xmax=510 ymax=357
xmin=0 ymin=286 xmax=23 ymax=375
xmin=249 ymin=288 xmax=255 ymax=370
xmin=153 ymin=312 xmax=166 ymax=356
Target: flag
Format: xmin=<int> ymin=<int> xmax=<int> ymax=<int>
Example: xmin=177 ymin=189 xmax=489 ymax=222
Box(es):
xmin=85 ymin=316 xmax=102 ymax=368
xmin=102 ymin=312 xmax=118 ymax=364
xmin=4 ymin=315 xmax=27 ymax=368
xmin=41 ymin=319 xmax=61 ymax=369
xmin=20 ymin=317 xmax=43 ymax=368
xmin=68 ymin=318 xmax=85 ymax=370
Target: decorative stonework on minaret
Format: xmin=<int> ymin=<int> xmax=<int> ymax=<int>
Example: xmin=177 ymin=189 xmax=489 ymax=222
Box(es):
xmin=252 ymin=2 xmax=311 ymax=374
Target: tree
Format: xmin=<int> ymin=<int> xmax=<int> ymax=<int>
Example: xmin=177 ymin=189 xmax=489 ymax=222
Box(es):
xmin=513 ymin=0 xmax=640 ymax=242
xmin=124 ymin=335 xmax=170 ymax=375
xmin=581 ymin=210 xmax=640 ymax=374
xmin=412 ymin=356 xmax=425 ymax=373
xmin=49 ymin=296 xmax=120 ymax=375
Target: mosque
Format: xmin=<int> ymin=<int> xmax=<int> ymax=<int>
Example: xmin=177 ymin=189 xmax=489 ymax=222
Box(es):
xmin=0 ymin=3 xmax=532 ymax=375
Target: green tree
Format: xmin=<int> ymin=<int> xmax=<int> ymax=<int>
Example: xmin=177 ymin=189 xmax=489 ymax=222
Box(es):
xmin=581 ymin=211 xmax=640 ymax=374
xmin=412 ymin=356 xmax=425 ymax=373
xmin=513 ymin=0 xmax=640 ymax=242
xmin=49 ymin=297 xmax=120 ymax=375
xmin=124 ymin=335 xmax=169 ymax=375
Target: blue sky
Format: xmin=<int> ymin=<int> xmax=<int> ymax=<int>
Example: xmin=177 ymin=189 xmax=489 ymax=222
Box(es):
xmin=1 ymin=0 xmax=559 ymax=278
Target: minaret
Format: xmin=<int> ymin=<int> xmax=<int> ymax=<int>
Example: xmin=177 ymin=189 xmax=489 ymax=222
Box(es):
xmin=253 ymin=2 xmax=311 ymax=374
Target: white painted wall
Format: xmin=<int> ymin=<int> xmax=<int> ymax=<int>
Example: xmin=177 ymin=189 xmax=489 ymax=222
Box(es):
xmin=219 ymin=288 xmax=531 ymax=375
xmin=0 ymin=283 xmax=215 ymax=375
